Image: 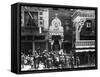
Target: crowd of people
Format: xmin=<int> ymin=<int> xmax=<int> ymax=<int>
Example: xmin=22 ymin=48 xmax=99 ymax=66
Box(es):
xmin=21 ymin=48 xmax=80 ymax=70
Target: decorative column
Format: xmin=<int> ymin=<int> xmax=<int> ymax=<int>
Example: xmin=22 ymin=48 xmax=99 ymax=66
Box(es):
xmin=74 ymin=18 xmax=86 ymax=41
xmin=49 ymin=34 xmax=54 ymax=51
xmin=60 ymin=34 xmax=64 ymax=49
xmin=51 ymin=40 xmax=54 ymax=51
xmin=59 ymin=40 xmax=62 ymax=49
xmin=75 ymin=22 xmax=80 ymax=41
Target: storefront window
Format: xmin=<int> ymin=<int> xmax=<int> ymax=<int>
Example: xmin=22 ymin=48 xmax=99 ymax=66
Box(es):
xmin=24 ymin=11 xmax=38 ymax=27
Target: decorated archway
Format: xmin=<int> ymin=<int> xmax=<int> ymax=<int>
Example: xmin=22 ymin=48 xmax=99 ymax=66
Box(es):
xmin=49 ymin=14 xmax=64 ymax=50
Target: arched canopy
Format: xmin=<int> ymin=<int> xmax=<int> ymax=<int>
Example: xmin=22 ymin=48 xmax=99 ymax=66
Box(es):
xmin=49 ymin=14 xmax=63 ymax=36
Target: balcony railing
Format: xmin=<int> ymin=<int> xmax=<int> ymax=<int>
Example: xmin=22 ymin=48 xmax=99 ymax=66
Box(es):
xmin=75 ymin=40 xmax=95 ymax=48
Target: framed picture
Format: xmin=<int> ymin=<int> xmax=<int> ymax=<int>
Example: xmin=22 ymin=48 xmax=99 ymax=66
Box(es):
xmin=11 ymin=2 xmax=98 ymax=74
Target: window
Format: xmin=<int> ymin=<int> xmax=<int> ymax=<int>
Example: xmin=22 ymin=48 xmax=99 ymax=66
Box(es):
xmin=86 ymin=22 xmax=91 ymax=28
xmin=39 ymin=21 xmax=43 ymax=25
xmin=24 ymin=11 xmax=38 ymax=27
xmin=85 ymin=20 xmax=92 ymax=28
xmin=39 ymin=17 xmax=43 ymax=20
xmin=39 ymin=12 xmax=43 ymax=15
